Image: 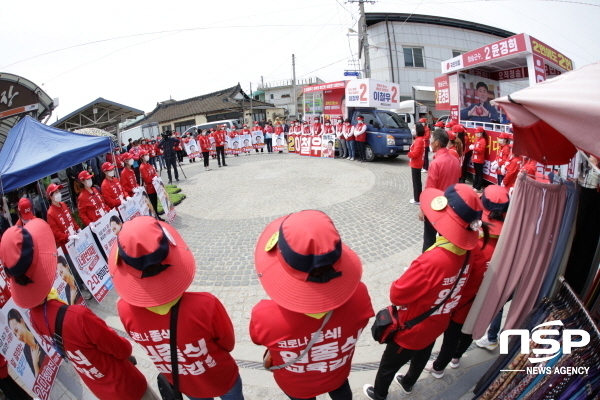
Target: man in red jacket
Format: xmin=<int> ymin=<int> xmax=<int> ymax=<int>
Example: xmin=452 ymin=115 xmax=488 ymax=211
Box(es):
xmin=101 ymin=162 xmax=124 ymax=209
xmin=120 ymin=153 xmax=138 ymax=197
xmin=77 ymin=170 xmax=109 ymax=226
xmin=110 ymin=217 xmax=243 ymax=400
xmin=354 ymin=115 xmax=368 ymax=162
xmin=1 ymin=219 xmax=158 ymax=400
xmin=214 ymin=125 xmax=228 ymax=167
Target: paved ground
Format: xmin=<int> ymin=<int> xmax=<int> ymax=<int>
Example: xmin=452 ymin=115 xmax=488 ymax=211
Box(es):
xmin=36 ymin=152 xmax=498 ymax=400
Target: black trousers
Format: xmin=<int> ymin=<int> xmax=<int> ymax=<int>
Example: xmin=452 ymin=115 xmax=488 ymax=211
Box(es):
xmin=497 ymin=174 xmax=504 ymax=186
xmin=373 ymin=341 xmax=435 ymax=400
xmin=216 ymin=146 xmax=226 ymax=166
xmin=473 ymin=162 xmax=484 ymax=190
xmin=265 ymin=138 xmax=273 ymax=153
xmin=202 ymin=151 xmax=210 ymax=167
xmin=411 ymin=167 xmax=422 ymax=203
xmin=0 ymin=375 xmax=33 ymax=400
xmin=287 ymin=379 xmax=351 ymax=400
xmin=176 ymin=149 xmax=184 ymax=163
xmin=432 ymin=320 xmax=473 ymax=371
xmin=423 ymin=144 xmax=430 ymax=170
xmin=165 ymin=156 xmax=179 ymax=182
xmin=422 ymin=217 xmax=437 ymax=253
xmin=461 ymin=152 xmax=472 ymax=183
xmin=356 ymin=141 xmax=366 ymax=161
xmin=148 ymin=192 xmax=159 ymax=216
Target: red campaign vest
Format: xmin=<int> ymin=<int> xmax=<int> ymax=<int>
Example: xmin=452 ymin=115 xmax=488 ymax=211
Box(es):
xmin=293 ymin=126 xmax=303 ymax=133
xmin=78 ymin=188 xmax=109 ymax=225
xmin=120 ymin=168 xmax=138 ymax=197
xmin=323 ymin=126 xmax=334 ymax=134
xmin=214 ymin=131 xmax=226 ymax=147
xmin=140 ymin=163 xmax=157 ymax=194
xmin=303 ymin=126 xmax=311 ymax=134
xmin=101 ymin=177 xmax=123 ymax=208
xmin=198 ymin=136 xmax=211 ymax=152
xmin=274 ymin=126 xmax=283 ymax=134
xmin=241 ymin=129 xmax=251 ymax=135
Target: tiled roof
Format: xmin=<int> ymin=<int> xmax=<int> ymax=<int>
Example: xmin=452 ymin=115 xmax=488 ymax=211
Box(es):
xmin=131 ymin=84 xmax=276 ymax=127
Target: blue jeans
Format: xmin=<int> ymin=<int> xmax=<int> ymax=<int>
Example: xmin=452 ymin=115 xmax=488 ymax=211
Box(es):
xmin=346 ymin=140 xmax=355 ymax=158
xmin=187 ymin=375 xmax=244 ymax=400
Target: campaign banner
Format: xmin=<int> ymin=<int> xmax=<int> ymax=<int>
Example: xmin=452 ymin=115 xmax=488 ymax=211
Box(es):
xmin=66 ymin=227 xmax=113 ymax=303
xmin=298 ymin=135 xmax=311 ymax=156
xmin=458 ymin=74 xmax=503 ymax=124
xmin=90 ymin=209 xmax=121 ymax=256
xmin=153 ymin=177 xmax=177 ymax=224
xmin=434 ymin=76 xmax=450 ymax=111
xmin=224 ymin=136 xmax=233 ymax=155
xmin=345 ymin=79 xmax=400 ymax=109
xmin=183 ymin=139 xmax=200 ymax=159
xmin=230 ymin=135 xmax=242 ymax=155
xmin=310 ymin=135 xmax=323 ymax=158
xmin=462 ymin=33 xmax=527 ymax=68
xmin=209 ymin=136 xmax=216 ymax=157
xmin=55 ymin=248 xmax=87 ymax=306
xmin=532 ymin=54 xmax=547 ymax=83
xmin=241 ymin=133 xmax=252 ymax=153
xmin=302 ymin=80 xmax=346 ymax=93
xmin=118 ymin=187 xmax=155 ymax=223
xmin=273 ymin=133 xmax=286 ymax=152
xmin=530 ymin=35 xmax=573 ymax=71
xmin=287 ymin=134 xmax=296 ymax=153
xmin=252 ymin=131 xmax=264 ymax=149
xmin=323 ymin=86 xmax=346 ymax=115
xmin=321 ymin=134 xmax=336 ymax=158
xmin=0 ymin=295 xmax=62 ymax=400
xmin=492 ymin=67 xmax=528 ymax=81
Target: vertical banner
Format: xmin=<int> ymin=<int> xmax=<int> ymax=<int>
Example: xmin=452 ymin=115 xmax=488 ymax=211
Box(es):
xmin=321 ymin=134 xmax=336 ymax=158
xmin=224 ymin=136 xmax=233 ymax=155
xmin=90 ymin=209 xmax=121 ymax=255
xmin=310 ymin=136 xmax=323 ymax=158
xmin=231 ymin=135 xmax=242 ymax=155
xmin=532 ymin=54 xmax=547 ymax=83
xmin=66 ymin=227 xmax=113 ymax=303
xmin=434 ymin=76 xmax=450 ymax=111
xmin=273 ymin=133 xmax=285 ymax=152
xmin=450 ymin=105 xmax=459 ymax=124
xmin=252 ymin=131 xmax=264 ymax=150
xmin=287 ymin=134 xmax=296 ymax=153
xmin=209 ymin=136 xmax=216 ymax=157
xmin=153 ymin=177 xmax=177 ymax=224
xmin=55 ymin=248 xmax=87 ymax=306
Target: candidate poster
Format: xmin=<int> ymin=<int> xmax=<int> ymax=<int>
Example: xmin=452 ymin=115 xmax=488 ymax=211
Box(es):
xmin=321 ymin=134 xmax=336 ymax=158
xmin=287 ymin=134 xmax=296 ymax=153
xmin=118 ymin=188 xmax=155 ymax=223
xmin=230 ymin=135 xmax=242 ymax=155
xmin=241 ymin=133 xmax=252 ymax=153
xmin=183 ymin=139 xmax=200 ymax=159
xmin=153 ymin=177 xmax=176 ymax=224
xmin=458 ymin=74 xmax=502 ymax=124
xmin=273 ymin=133 xmax=286 ymax=152
xmin=224 ymin=136 xmax=233 ymax=155
xmin=66 ymin=227 xmax=113 ymax=303
xmin=252 ymin=131 xmax=264 ymax=150
xmin=209 ymin=136 xmax=216 ymax=157
xmin=90 ymin=209 xmax=121 ymax=256
xmin=55 ymin=248 xmax=87 ymax=306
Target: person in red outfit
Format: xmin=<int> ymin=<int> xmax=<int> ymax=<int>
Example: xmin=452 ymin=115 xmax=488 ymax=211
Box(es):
xmin=139 ymin=150 xmax=163 ymax=221
xmin=252 ymin=121 xmax=264 ymax=153
xmin=421 ymin=118 xmax=432 ymax=172
xmin=77 ymin=170 xmax=109 ymax=226
xmin=198 ymin=130 xmax=212 ymax=171
xmin=214 ymin=125 xmax=228 ymax=167
xmin=407 ymin=122 xmax=426 ymax=205
xmin=425 ymin=185 xmax=509 ymax=378
xmin=120 ymin=153 xmax=138 ymax=198
xmin=274 ymin=121 xmax=285 ymax=153
xmin=251 ymin=210 xmax=374 ymax=400
xmin=16 ymin=197 xmax=37 ymax=226
xmin=101 ymin=162 xmax=124 ymax=209
xmin=241 ymin=124 xmax=252 ymax=155
xmin=110 ymin=217 xmax=243 ymax=400
xmin=470 ymin=127 xmax=487 ymax=191
xmin=354 ymin=115 xmax=368 ymax=162
xmin=494 ymin=132 xmax=511 ymax=185
xmin=364 ymin=184 xmax=484 ymax=400
xmin=46 ymin=183 xmax=80 ymax=247
xmin=1 ymin=219 xmax=158 ymax=400
xmin=302 ymin=121 xmax=311 ymax=135
xmin=311 ymin=116 xmax=322 ymax=136
xmin=502 ymin=147 xmax=522 ymax=193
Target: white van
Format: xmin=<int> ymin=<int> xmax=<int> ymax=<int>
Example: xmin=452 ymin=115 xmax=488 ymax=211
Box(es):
xmin=184 ymin=119 xmax=240 ymax=135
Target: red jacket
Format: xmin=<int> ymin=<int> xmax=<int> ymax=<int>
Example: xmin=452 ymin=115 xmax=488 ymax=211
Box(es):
xmin=118 ymin=292 xmax=239 ymax=398
xmin=322 ymin=125 xmax=335 ymax=134
xmin=408 ymin=136 xmax=425 ymax=169
xmin=155 ymin=143 xmax=164 ymax=156
xmin=120 ymin=167 xmax=138 ymax=197
xmin=140 ymin=162 xmax=157 ymax=194
xmin=101 ymin=177 xmax=123 ymax=208
xmin=30 ymin=300 xmax=147 ymax=400
xmin=391 ymin=243 xmax=469 ymax=350
xmin=496 ymin=144 xmax=511 ymax=167
xmin=198 ymin=135 xmax=211 ymax=152
xmin=214 ymin=130 xmax=226 ymax=147
xmin=78 ymin=188 xmax=110 ymax=226
xmin=47 ymin=202 xmax=80 ymax=247
xmin=105 ymin=153 xmax=123 ymax=169
xmin=503 ymin=156 xmax=522 ymax=190
xmin=311 ymin=123 xmax=322 ymax=136
xmin=250 ymin=282 xmax=374 ymax=399
xmin=229 ymin=129 xmax=238 ymax=138
xmin=423 ymin=125 xmax=431 ymax=142
xmin=354 ymin=123 xmax=367 ymax=142
xmin=425 ymin=148 xmax=460 ymax=190
xmin=449 ymin=148 xmax=460 ymax=161
xmin=471 ymin=137 xmax=487 ymax=164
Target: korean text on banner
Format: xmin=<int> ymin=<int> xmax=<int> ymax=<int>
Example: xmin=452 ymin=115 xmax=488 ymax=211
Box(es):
xmin=299 ymin=135 xmax=312 ymax=156
xmin=529 ymin=36 xmax=573 ymax=71
xmin=321 ymin=134 xmax=336 ymax=158
xmin=118 ymin=187 xmax=155 ymax=223
xmin=435 ymin=76 xmax=450 ymax=110
xmin=66 ymin=227 xmax=113 ymax=303
xmin=55 ymin=248 xmax=87 ymax=306
xmin=287 ymin=134 xmax=296 ymax=153
xmin=345 ymin=79 xmax=400 ymax=109
xmin=0 ymin=273 xmax=62 ymax=400
xmin=90 ymin=209 xmax=121 ymax=257
xmin=273 ymin=133 xmax=286 ymax=152
xmin=310 ymin=135 xmax=323 ymax=158
xmin=462 ymin=33 xmax=527 ymax=68
xmin=153 ymin=177 xmax=177 ymax=224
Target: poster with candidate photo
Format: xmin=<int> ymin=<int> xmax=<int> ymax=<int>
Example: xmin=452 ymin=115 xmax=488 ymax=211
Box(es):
xmin=321 ymin=134 xmax=336 ymax=158
xmin=153 ymin=177 xmax=176 ymax=224
xmin=252 ymin=132 xmax=264 ymax=150
xmin=183 ymin=139 xmax=200 ymax=159
xmin=272 ymin=133 xmax=286 ymax=152
xmin=90 ymin=209 xmax=121 ymax=257
xmin=54 ymin=248 xmax=87 ymax=306
xmin=458 ymin=74 xmax=501 ymax=124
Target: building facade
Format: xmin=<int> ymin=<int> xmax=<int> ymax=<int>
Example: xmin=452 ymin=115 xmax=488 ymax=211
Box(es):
xmin=256 ymin=77 xmax=324 ymax=121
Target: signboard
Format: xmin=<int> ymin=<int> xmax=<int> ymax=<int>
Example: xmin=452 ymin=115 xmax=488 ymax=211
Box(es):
xmin=441 ymin=55 xmax=464 ymax=74
xmin=66 ymin=227 xmax=113 ymax=303
xmin=532 ymin=54 xmax=547 ymax=83
xmin=90 ymin=209 xmax=121 ymax=256
xmin=320 ymin=134 xmax=336 ymax=158
xmin=493 ymin=67 xmax=528 ymax=81
xmin=183 ymin=139 xmax=200 ymax=159
xmin=55 ymin=248 xmax=87 ymax=306
xmin=309 ymin=136 xmax=322 ymax=157
xmin=303 ymin=81 xmax=346 ymax=93
xmin=0 ymin=81 xmax=39 ymax=115
xmin=462 ymin=33 xmax=528 ymax=68
xmin=0 ymin=103 xmax=38 ymax=119
xmin=299 ymin=135 xmax=311 ymax=156
xmin=287 ymin=134 xmax=296 ymax=153
xmin=344 ymin=71 xmax=360 ymax=77
xmin=153 ymin=177 xmax=176 ymax=224
xmin=434 ymin=76 xmax=450 ymax=110
xmin=458 ymin=74 xmax=503 ymax=124
xmin=530 ymin=36 xmax=573 ymax=71
xmin=273 ymin=133 xmax=285 ymax=152
xmin=117 ymin=188 xmax=155 ymax=223
xmin=323 ymin=87 xmax=345 ymax=116
xmin=345 ymin=79 xmax=400 ymax=109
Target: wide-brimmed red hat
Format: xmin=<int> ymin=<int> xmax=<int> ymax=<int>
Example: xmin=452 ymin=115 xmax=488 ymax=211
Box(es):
xmin=139 ymin=149 xmax=149 ymax=157
xmin=481 ymin=185 xmax=510 ymax=235
xmin=1 ymin=219 xmax=57 ymax=308
xmin=446 ymin=121 xmax=455 ymax=129
xmin=254 ymin=210 xmax=362 ymax=314
xmin=420 ymin=184 xmax=483 ymax=250
xmin=101 ymin=162 xmax=116 ymax=172
xmin=499 ymin=132 xmax=511 ymax=139
xmin=108 ymin=216 xmax=195 ymax=307
xmin=18 ymin=198 xmax=35 ymax=221
xmin=46 ymin=183 xmax=62 ymax=197
xmin=78 ymin=170 xmax=93 ymax=181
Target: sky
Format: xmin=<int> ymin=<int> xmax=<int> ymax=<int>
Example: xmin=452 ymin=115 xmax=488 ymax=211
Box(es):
xmin=1 ymin=0 xmax=598 ymax=121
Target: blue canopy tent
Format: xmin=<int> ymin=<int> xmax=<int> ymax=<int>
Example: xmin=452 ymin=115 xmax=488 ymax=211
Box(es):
xmin=0 ymin=116 xmax=113 ymax=194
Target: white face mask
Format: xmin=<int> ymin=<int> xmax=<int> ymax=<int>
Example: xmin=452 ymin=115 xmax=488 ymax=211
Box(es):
xmin=106 ymin=170 xmax=115 ymax=177
xmin=143 ymin=155 xmax=150 ymax=161
xmin=52 ymin=192 xmax=62 ymax=203
xmin=84 ymin=179 xmax=93 ymax=187
xmin=128 ymin=159 xmax=134 ymax=166
xmin=429 ymin=145 xmax=435 ymax=153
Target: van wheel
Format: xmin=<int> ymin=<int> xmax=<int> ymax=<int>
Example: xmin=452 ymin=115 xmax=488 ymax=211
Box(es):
xmin=387 ymin=154 xmax=399 ymax=159
xmin=365 ymin=145 xmax=375 ymax=162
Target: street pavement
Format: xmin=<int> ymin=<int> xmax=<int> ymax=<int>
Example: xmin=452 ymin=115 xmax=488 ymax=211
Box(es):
xmin=43 ymin=152 xmax=498 ymax=400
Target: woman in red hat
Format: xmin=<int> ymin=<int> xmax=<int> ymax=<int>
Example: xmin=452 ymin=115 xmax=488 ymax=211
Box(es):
xmin=139 ymin=149 xmax=163 ymax=220
xmin=120 ymin=152 xmax=139 ymax=198
xmin=470 ymin=127 xmax=487 ymax=192
xmin=112 ymin=217 xmax=243 ymax=400
xmin=101 ymin=161 xmax=124 ymax=208
xmin=77 ymin=170 xmax=109 ymax=226
xmin=407 ymin=122 xmax=426 ymax=205
xmin=425 ymin=185 xmax=508 ymax=379
xmin=251 ymin=210 xmax=374 ymax=400
xmin=494 ymin=132 xmax=512 ymax=186
xmin=364 ymin=184 xmax=485 ymax=400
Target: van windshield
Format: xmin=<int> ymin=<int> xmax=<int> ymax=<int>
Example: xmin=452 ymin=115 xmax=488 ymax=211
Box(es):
xmin=378 ymin=112 xmax=408 ymax=129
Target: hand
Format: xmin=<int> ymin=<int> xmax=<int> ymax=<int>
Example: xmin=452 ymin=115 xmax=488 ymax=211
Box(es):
xmin=68 ymin=234 xmax=79 ymax=241
xmin=132 ymin=187 xmax=141 ymax=194
xmin=501 ymin=166 xmax=507 ymax=175
xmin=126 ymin=196 xmax=132 ymax=201
xmin=469 ymin=145 xmax=475 ymax=151
xmin=418 ymin=209 xmax=425 ymax=222
xmin=31 ymin=344 xmax=41 ymax=368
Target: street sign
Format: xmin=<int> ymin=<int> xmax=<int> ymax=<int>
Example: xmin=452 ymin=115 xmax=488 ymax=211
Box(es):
xmin=344 ymin=71 xmax=360 ymax=77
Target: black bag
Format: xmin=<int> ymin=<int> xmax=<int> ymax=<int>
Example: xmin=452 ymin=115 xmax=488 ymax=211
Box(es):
xmin=157 ymin=301 xmax=183 ymax=400
xmin=371 ymin=252 xmax=470 ymax=344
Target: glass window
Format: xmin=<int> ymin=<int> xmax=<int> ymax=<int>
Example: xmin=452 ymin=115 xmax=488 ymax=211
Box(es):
xmin=354 ymin=112 xmax=377 ymax=126
xmin=403 ymin=47 xmax=425 ymax=68
xmin=378 ymin=112 xmax=408 ymax=129
xmin=174 ymin=119 xmax=195 ymax=135
xmin=403 ymin=48 xmax=414 ymax=68
xmin=270 ymin=94 xmax=274 ymax=100
xmin=452 ymin=50 xmax=463 ymax=58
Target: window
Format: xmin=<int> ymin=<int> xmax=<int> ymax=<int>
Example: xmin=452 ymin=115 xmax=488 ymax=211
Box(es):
xmin=354 ymin=112 xmax=377 ymax=126
xmin=174 ymin=119 xmax=195 ymax=135
xmin=452 ymin=50 xmax=463 ymax=58
xmin=403 ymin=47 xmax=424 ymax=68
xmin=378 ymin=112 xmax=408 ymax=129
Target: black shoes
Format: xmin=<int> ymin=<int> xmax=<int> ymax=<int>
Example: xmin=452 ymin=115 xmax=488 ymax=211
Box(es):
xmin=394 ymin=374 xmax=413 ymax=394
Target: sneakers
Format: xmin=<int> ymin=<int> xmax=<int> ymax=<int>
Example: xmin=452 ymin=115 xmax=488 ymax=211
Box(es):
xmin=362 ymin=384 xmax=376 ymax=399
xmin=350 ymin=157 xmax=355 ymax=161
xmin=421 ymin=168 xmax=428 ymax=173
xmin=346 ymin=156 xmax=350 ymax=160
xmin=476 ymin=336 xmax=498 ymax=350
xmin=450 ymin=358 xmax=460 ymax=369
xmin=424 ymin=360 xmax=444 ymax=379
xmin=394 ymin=374 xmax=413 ymax=394
xmin=409 ymin=199 xmax=420 ymax=205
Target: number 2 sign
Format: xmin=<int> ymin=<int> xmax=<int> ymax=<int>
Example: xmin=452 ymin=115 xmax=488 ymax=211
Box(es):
xmin=345 ymin=79 xmax=400 ymax=109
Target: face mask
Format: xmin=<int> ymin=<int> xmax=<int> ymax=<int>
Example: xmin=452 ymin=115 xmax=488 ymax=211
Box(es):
xmin=84 ymin=179 xmax=93 ymax=187
xmin=429 ymin=145 xmax=435 ymax=153
xmin=143 ymin=155 xmax=150 ymax=161
xmin=53 ymin=192 xmax=62 ymax=203
xmin=128 ymin=159 xmax=134 ymax=166
xmin=106 ymin=170 xmax=115 ymax=177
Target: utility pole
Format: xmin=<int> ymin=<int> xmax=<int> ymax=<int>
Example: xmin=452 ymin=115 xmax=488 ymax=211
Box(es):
xmin=249 ymin=82 xmax=253 ymax=124
xmin=292 ymin=54 xmax=297 ymax=119
xmin=349 ymin=0 xmax=374 ymax=78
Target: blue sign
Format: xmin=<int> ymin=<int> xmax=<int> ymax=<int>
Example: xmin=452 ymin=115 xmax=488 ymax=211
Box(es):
xmin=344 ymin=71 xmax=360 ymax=77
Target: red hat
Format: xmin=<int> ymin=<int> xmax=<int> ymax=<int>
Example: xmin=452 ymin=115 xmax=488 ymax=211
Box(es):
xmin=481 ymin=185 xmax=510 ymax=236
xmin=476 ymin=126 xmax=485 ymax=133
xmin=254 ymin=210 xmax=362 ymax=314
xmin=452 ymin=124 xmax=465 ymax=133
xmin=420 ymin=183 xmax=483 ymax=250
xmin=121 ymin=152 xmax=134 ymax=161
xmin=446 ymin=121 xmax=455 ymax=128
xmin=434 ymin=121 xmax=445 ymax=127
xmin=447 ymin=131 xmax=457 ymax=141
xmin=243 ymin=124 xmax=247 ymax=127
xmin=419 ymin=118 xmax=427 ymax=123
xmin=18 ymin=198 xmax=35 ymax=221
xmin=357 ymin=116 xmax=364 ymax=120
xmin=303 ymin=121 xmax=309 ymax=125
xmin=46 ymin=183 xmax=62 ymax=197
xmin=108 ymin=216 xmax=195 ymax=308
xmin=1 ymin=219 xmax=57 ymax=308
xmin=101 ymin=162 xmax=116 ymax=172
xmin=139 ymin=149 xmax=149 ymax=157
xmin=314 ymin=117 xmax=320 ymax=121
xmin=254 ymin=121 xmax=259 ymax=124
xmin=499 ymin=132 xmax=510 ymax=139
xmin=78 ymin=170 xmax=93 ymax=181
